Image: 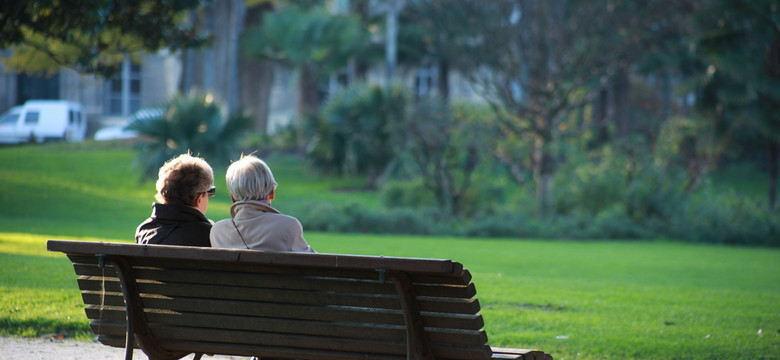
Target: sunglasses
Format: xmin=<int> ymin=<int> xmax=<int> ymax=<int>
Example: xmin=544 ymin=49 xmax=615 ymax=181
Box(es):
xmin=201 ymin=186 xmax=216 ymax=197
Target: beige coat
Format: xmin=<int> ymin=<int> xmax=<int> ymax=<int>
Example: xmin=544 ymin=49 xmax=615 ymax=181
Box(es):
xmin=210 ymin=200 xmax=315 ymax=252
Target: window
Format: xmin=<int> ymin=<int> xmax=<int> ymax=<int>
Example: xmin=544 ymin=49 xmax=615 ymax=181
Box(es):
xmin=106 ymin=59 xmax=142 ymax=115
xmin=68 ymin=110 xmax=83 ymax=126
xmin=414 ymin=64 xmax=438 ymax=97
xmin=24 ymin=111 xmax=40 ymax=125
xmin=0 ymin=113 xmax=18 ymax=125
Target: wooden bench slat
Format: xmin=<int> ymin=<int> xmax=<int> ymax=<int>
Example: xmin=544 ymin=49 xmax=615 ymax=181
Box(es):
xmin=69 ymin=255 xmax=385 ymax=282
xmin=78 ymin=272 xmax=476 ymax=299
xmin=89 ymin=322 xmax=492 ymax=360
xmin=82 ymin=293 xmax=486 ymax=330
xmin=137 ymin=257 xmax=472 ymax=285
xmin=68 ymin=255 xmax=471 ymax=286
xmin=86 ymin=309 xmax=488 ymax=346
xmin=71 ymin=261 xmax=474 ymax=299
xmin=69 ymin=254 xmax=472 ymax=286
xmin=52 ymin=241 xmax=463 ymax=275
xmin=76 ymin=277 xmax=482 ymax=315
xmin=129 ymin=268 xmax=477 ymax=299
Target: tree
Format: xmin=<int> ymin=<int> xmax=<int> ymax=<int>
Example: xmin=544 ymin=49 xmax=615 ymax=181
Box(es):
xmin=129 ymin=91 xmax=251 ymax=180
xmin=304 ymin=83 xmax=406 ymax=187
xmin=461 ymin=0 xmax=688 ymax=218
xmin=242 ymin=5 xmax=369 ymax=118
xmin=398 ymin=0 xmax=490 ymax=100
xmin=686 ymin=0 xmax=780 ymax=208
xmin=0 ymin=0 xmax=209 ymax=77
xmin=239 ymin=1 xmax=276 ymax=133
xmin=390 ymin=97 xmax=493 ymax=217
xmin=464 ymin=0 xmax=612 ymax=217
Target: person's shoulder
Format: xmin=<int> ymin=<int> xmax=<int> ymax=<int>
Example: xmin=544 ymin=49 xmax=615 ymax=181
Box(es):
xmin=212 ymin=218 xmax=233 ymax=228
xmin=274 ymin=212 xmax=303 ymax=226
xmin=209 ymin=219 xmax=234 ymax=237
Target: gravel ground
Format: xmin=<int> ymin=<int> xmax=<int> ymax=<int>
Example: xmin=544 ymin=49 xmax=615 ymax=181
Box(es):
xmin=0 ymin=337 xmax=250 ymax=360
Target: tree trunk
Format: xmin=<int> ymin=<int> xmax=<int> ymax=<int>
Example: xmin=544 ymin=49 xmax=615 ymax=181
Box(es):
xmin=589 ymin=88 xmax=609 ymax=149
xmin=239 ymin=3 xmax=274 ymax=133
xmin=533 ymin=132 xmax=555 ymax=218
xmin=769 ymin=139 xmax=778 ymax=209
xmin=298 ymin=65 xmax=319 ymax=118
xmin=211 ymin=0 xmax=244 ymax=111
xmin=438 ymin=59 xmax=449 ymax=101
xmin=613 ymin=69 xmax=631 ymax=138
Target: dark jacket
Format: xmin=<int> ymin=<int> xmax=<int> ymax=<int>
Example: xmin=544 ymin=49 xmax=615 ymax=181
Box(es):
xmin=135 ymin=203 xmax=213 ymax=247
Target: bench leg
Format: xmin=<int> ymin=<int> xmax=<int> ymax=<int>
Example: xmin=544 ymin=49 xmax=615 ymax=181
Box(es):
xmin=106 ymin=255 xmax=190 ymax=360
xmin=387 ymin=271 xmax=435 ymax=360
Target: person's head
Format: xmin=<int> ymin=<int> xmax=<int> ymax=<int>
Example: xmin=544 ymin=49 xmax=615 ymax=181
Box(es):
xmin=225 ymin=154 xmax=277 ymax=202
xmin=155 ymin=152 xmax=215 ymax=213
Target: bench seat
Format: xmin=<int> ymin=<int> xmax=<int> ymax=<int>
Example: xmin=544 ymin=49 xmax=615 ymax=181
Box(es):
xmin=48 ymin=240 xmax=552 ymax=360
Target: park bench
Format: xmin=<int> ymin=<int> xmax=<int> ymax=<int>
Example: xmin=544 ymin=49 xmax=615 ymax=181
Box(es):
xmin=47 ymin=240 xmax=553 ymax=360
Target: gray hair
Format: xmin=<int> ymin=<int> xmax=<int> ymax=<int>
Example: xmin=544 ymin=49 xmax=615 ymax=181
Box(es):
xmin=226 ymin=154 xmax=277 ymax=201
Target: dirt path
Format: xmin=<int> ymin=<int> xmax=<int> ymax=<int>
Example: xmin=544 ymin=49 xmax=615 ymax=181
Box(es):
xmin=0 ymin=337 xmax=249 ymax=359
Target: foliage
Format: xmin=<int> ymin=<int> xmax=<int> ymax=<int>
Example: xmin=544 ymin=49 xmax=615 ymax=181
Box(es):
xmin=389 ymin=98 xmax=497 ymax=217
xmin=303 ymin=83 xmax=407 ymax=185
xmin=685 ymin=0 xmax=780 ymax=206
xmin=129 ymin=91 xmax=251 ymax=181
xmin=397 ymin=0 xmax=492 ymax=98
xmin=242 ymin=5 xmax=370 ymax=114
xmin=380 ymin=179 xmax=437 ymax=209
xmin=296 ymin=203 xmax=437 ymax=235
xmin=671 ymin=190 xmax=780 ymax=246
xmin=0 ymin=0 xmax=209 ymax=76
xmin=243 ymin=5 xmax=367 ymax=72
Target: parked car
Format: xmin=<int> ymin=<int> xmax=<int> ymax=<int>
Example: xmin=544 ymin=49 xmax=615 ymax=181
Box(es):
xmin=0 ymin=100 xmax=87 ymax=144
xmin=93 ymin=107 xmax=165 ymax=141
xmin=0 ymin=106 xmax=22 ymax=144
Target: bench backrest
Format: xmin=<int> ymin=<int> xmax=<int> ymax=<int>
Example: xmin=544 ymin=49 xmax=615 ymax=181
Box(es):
xmin=48 ymin=240 xmax=494 ymax=360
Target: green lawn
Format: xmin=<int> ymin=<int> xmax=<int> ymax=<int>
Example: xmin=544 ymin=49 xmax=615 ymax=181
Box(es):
xmin=1 ymin=142 xmax=779 ymax=360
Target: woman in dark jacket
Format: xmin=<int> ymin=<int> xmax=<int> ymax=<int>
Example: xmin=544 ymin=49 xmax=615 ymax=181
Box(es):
xmin=135 ymin=153 xmax=215 ymax=246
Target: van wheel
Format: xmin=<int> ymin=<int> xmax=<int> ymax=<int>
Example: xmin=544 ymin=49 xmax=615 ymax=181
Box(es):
xmin=28 ymin=132 xmax=44 ymax=143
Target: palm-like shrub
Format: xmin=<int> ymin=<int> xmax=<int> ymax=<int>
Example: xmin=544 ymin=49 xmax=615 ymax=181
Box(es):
xmin=304 ymin=83 xmax=407 ymax=186
xmin=129 ymin=91 xmax=251 ymax=180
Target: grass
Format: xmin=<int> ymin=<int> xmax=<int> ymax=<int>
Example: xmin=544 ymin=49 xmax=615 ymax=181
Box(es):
xmin=1 ymin=141 xmax=779 ymax=360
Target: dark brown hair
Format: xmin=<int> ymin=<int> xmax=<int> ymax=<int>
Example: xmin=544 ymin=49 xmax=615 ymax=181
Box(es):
xmin=155 ymin=153 xmax=214 ymax=207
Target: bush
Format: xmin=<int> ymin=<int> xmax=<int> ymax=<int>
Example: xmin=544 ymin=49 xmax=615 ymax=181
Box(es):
xmin=670 ymin=190 xmax=780 ymax=246
xmin=461 ymin=211 xmax=548 ymax=238
xmin=591 ymin=205 xmax=653 ymax=239
xmin=296 ymin=202 xmax=438 ymax=235
xmin=303 ymin=83 xmax=407 ymax=184
xmin=553 ymin=147 xmax=627 ymax=215
xmin=129 ymin=91 xmax=251 ymax=180
xmin=380 ymin=179 xmax=437 ymax=209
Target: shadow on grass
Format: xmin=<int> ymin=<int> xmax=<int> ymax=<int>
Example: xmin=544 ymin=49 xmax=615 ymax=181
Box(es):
xmin=483 ymin=302 xmax=570 ymax=312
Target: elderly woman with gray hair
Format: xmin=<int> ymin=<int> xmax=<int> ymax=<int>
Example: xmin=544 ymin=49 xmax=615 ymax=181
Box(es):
xmin=210 ymin=154 xmax=315 ymax=252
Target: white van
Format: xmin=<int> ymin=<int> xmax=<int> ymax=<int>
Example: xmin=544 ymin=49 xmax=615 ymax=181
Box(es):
xmin=0 ymin=100 xmax=88 ymax=144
